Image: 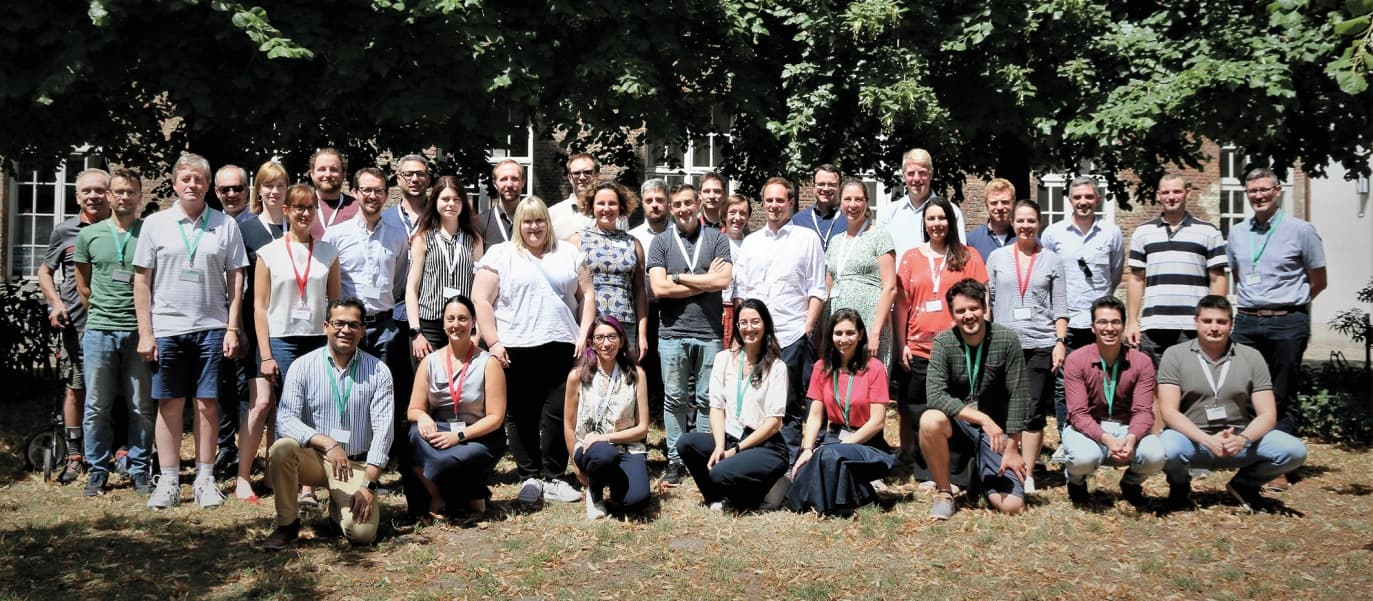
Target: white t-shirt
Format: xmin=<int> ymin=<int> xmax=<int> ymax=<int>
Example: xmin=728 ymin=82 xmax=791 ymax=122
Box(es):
xmin=476 ymin=241 xmax=582 ymax=348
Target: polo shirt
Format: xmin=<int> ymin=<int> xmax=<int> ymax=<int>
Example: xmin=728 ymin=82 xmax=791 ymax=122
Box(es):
xmin=1127 ymin=213 xmax=1227 ymax=331
xmin=323 ymin=215 xmax=409 ymax=314
xmin=790 ymin=205 xmax=847 ymax=251
xmin=926 ymin=322 xmax=1031 ymax=434
xmin=74 ymin=218 xmax=142 ymax=331
xmin=875 ymin=194 xmax=968 ymax=263
xmin=132 ymin=203 xmax=248 ymax=338
xmin=1041 ymin=217 xmax=1124 ymax=329
xmin=1226 ymin=210 xmax=1326 ymax=309
xmin=646 ymin=224 xmax=731 ymax=339
xmin=1063 ymin=344 xmax=1155 ymax=441
xmin=733 ymin=224 xmax=827 ymax=347
xmin=966 ymin=223 xmax=1015 ymax=266
xmin=42 ymin=215 xmax=94 ymax=329
xmin=1157 ymin=339 xmax=1271 ymax=434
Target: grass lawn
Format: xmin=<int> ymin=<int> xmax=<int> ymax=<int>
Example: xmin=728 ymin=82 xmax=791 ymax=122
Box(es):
xmin=1 ymin=402 xmax=1371 ymax=600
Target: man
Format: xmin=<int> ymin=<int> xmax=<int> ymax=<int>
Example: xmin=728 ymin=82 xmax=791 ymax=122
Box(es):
xmin=733 ymin=177 xmax=827 ymax=462
xmin=262 ymin=298 xmax=394 ymax=549
xmin=966 ymin=178 xmax=1017 ymax=262
xmin=629 ymin=179 xmax=671 ymax=411
xmin=1125 ymin=173 xmax=1228 ymax=365
xmin=549 ymin=153 xmax=625 ymax=239
xmin=698 ymin=172 xmax=727 ymax=230
xmin=789 ymin=164 xmax=847 ymax=251
xmin=920 ymin=278 xmax=1031 ymax=519
xmin=647 ymin=183 xmax=733 ymax=486
xmin=214 ymin=165 xmax=254 ymax=224
xmin=877 ymin=148 xmax=967 ymax=261
xmin=133 ymin=153 xmax=248 ymax=509
xmin=380 ymin=154 xmax=430 ymax=374
xmin=73 ymin=169 xmax=151 ymax=496
xmin=212 ymin=164 xmax=253 ymax=473
xmin=1061 ymin=295 xmax=1164 ymax=506
xmin=39 ymin=167 xmax=112 ymax=484
xmin=308 ymin=148 xmax=357 ymax=239
xmin=1227 ymin=168 xmax=1326 ymax=449
xmin=1158 ymin=295 xmax=1307 ymax=512
xmin=476 ymin=159 xmax=523 ymax=251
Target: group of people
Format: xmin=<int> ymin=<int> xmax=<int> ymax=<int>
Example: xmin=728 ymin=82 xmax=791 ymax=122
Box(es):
xmin=39 ymin=145 xmax=1324 ymax=548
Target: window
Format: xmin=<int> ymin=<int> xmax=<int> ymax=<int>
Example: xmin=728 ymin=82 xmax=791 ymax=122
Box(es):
xmin=645 ymin=132 xmax=731 ymax=190
xmin=8 ymin=152 xmax=107 ymax=279
xmin=1035 ymin=171 xmax=1116 ymax=230
xmin=1217 ymin=146 xmax=1253 ymax=238
xmin=464 ymin=121 xmax=535 ymax=214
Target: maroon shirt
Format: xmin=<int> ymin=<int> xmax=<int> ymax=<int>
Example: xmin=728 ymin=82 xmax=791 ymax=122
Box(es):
xmin=1064 ymin=344 xmax=1155 ymax=441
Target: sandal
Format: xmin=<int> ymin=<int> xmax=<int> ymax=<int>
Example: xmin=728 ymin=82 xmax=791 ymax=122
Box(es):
xmin=297 ymin=490 xmax=320 ymax=511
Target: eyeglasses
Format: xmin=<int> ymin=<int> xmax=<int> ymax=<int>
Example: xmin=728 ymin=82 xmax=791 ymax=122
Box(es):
xmin=356 ymin=187 xmax=387 ymax=197
xmin=569 ymin=170 xmax=596 ymax=178
xmin=1245 ymin=185 xmax=1280 ymax=196
xmin=1093 ymin=319 xmax=1124 ymax=327
xmin=398 ymin=170 xmax=430 ymax=180
xmin=328 ymin=320 xmax=363 ymax=331
xmin=216 ymin=185 xmax=245 ymax=194
xmin=592 ymin=333 xmax=620 ymax=343
xmin=287 ymin=204 xmax=318 ymax=212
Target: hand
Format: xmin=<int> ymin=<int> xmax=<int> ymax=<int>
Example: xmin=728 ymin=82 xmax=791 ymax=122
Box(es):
xmin=48 ymin=308 xmax=69 ymax=330
xmin=981 ymin=420 xmax=1006 ymax=454
xmin=1124 ymin=323 xmax=1141 ymax=348
xmin=581 ymin=433 xmax=607 ymax=451
xmin=325 ymin=444 xmax=353 ymax=481
xmin=1051 ymin=342 xmax=1066 ymax=372
xmin=790 ymin=448 xmax=813 ymax=479
xmin=1201 ymin=432 xmax=1230 ymax=459
xmin=571 ymin=462 xmax=589 ymax=487
xmin=901 ymin=346 xmax=915 ymax=370
xmin=137 ymin=335 xmax=158 ymax=363
xmin=867 ymin=335 xmax=881 ymax=356
xmin=260 ymin=357 xmax=281 ymax=385
xmin=1103 ymin=433 xmax=1133 ymax=462
xmin=708 ymin=257 xmax=729 ymax=276
xmin=637 ymin=332 xmax=648 ymax=362
xmin=350 ymin=487 xmax=375 ymax=523
xmin=574 ymin=337 xmax=586 ymax=360
xmin=1219 ymin=429 xmax=1247 ymax=456
xmin=489 ymin=342 xmax=510 ymax=368
xmin=1000 ymin=447 xmax=1028 ymax=481
xmin=417 ymin=415 xmax=437 ymax=439
xmin=707 ymin=446 xmax=725 ymax=470
xmin=223 ymin=330 xmax=240 ymax=359
xmin=411 ymin=334 xmax=432 ymax=360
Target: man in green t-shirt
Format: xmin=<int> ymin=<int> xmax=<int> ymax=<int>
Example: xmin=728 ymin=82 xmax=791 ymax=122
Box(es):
xmin=74 ymin=169 xmax=154 ymax=496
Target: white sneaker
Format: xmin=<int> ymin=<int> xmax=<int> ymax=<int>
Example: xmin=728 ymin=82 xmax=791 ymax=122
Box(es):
xmin=194 ymin=478 xmax=226 ymax=508
xmin=1023 ymin=475 xmax=1037 ymax=496
xmin=516 ymin=478 xmax=543 ymax=504
xmin=708 ymin=501 xmax=724 ymax=513
xmin=543 ymin=478 xmax=582 ymax=502
xmin=585 ymin=493 xmax=607 ymax=520
xmin=1049 ymin=446 xmax=1068 ymax=465
xmin=147 ymin=475 xmax=181 ymax=509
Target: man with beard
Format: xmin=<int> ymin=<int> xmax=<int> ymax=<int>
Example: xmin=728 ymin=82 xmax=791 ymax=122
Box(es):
xmin=308 ymin=148 xmax=356 ymax=239
xmin=476 ymin=159 xmax=523 ymax=251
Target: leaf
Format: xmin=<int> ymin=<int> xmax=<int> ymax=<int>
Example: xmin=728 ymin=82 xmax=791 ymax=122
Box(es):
xmin=1334 ymin=15 xmax=1371 ymax=36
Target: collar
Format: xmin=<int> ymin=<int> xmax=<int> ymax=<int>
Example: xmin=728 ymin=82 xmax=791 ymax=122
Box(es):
xmin=1066 ymin=216 xmax=1101 ymax=236
xmin=761 ymin=223 xmax=791 ymax=239
xmin=172 ymin=201 xmax=212 ymax=225
xmin=326 ymin=348 xmax=359 ymax=371
xmin=984 ymin=222 xmax=1013 ymax=239
xmin=1081 ymin=343 xmax=1134 ymax=370
xmin=354 ymin=212 xmax=384 ymax=234
xmin=1187 ymin=338 xmax=1235 ymax=364
xmin=699 ymin=214 xmax=722 ymax=229
xmin=813 ymin=204 xmax=839 ymax=220
xmin=1154 ymin=212 xmax=1196 ymax=229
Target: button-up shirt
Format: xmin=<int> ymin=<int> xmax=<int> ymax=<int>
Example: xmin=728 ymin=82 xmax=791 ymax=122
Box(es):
xmin=733 ymin=224 xmax=827 ymax=347
xmin=926 ymin=322 xmax=1031 ymax=434
xmin=1226 ymin=211 xmax=1326 ymax=309
xmin=1064 ymin=344 xmax=1155 ymax=442
xmin=277 ymin=346 xmax=395 ymax=467
xmin=877 ymin=194 xmax=968 ymax=262
xmin=323 ymin=214 xmax=409 ymax=314
xmin=1042 ymin=217 xmax=1124 ymax=329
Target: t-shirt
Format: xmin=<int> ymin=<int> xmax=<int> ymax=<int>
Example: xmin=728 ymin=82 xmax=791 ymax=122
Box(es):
xmin=896 ymin=246 xmax=988 ymax=359
xmin=805 ymin=357 xmax=891 ymax=429
xmin=986 ymin=245 xmax=1069 ymax=349
xmin=1127 ymin=214 xmax=1227 ymax=331
xmin=1158 ymin=339 xmax=1271 ymax=434
xmin=74 ymin=218 xmax=142 ymax=331
xmin=309 ymin=196 xmax=359 ymax=239
xmin=646 ymin=225 xmax=732 ymax=340
xmin=475 ymin=241 xmax=582 ymax=348
xmin=42 ymin=216 xmax=93 ymax=329
xmin=708 ymin=349 xmax=788 ymax=432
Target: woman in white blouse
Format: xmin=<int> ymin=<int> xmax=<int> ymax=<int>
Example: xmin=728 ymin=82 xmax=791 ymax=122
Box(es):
xmin=562 ymin=316 xmax=650 ymax=520
xmin=676 ymin=298 xmax=790 ymax=511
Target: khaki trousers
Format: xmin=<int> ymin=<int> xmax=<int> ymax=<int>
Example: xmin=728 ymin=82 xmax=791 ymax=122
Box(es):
xmin=267 ymin=438 xmax=379 ymax=545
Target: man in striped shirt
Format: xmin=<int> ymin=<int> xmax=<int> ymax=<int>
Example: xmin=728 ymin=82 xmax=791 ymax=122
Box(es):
xmin=264 ymin=297 xmax=394 ymax=549
xmin=1125 ymin=173 xmax=1228 ymax=366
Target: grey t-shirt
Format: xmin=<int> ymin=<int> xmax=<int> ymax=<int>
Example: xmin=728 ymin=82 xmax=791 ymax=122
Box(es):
xmin=986 ymin=246 xmax=1069 ymax=349
xmin=1157 ymin=339 xmax=1272 ymax=434
xmin=43 ymin=216 xmax=91 ymax=330
xmin=646 ymin=225 xmax=731 ymax=339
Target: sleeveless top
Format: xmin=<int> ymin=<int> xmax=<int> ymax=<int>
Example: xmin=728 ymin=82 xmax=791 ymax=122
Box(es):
xmin=578 ymin=226 xmax=638 ymax=324
xmin=574 ymin=366 xmax=645 ymax=454
xmin=417 ymin=229 xmax=476 ymax=321
xmin=423 ymin=347 xmax=492 ymax=426
xmin=258 ymin=237 xmax=338 ymax=337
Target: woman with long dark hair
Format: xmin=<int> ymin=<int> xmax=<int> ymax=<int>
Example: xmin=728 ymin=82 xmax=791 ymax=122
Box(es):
xmin=406 ymin=176 xmax=483 ymax=358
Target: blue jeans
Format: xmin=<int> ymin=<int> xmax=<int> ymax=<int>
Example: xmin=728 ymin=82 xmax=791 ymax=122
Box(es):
xmin=1061 ymin=422 xmax=1166 ymax=485
xmin=152 ymin=329 xmax=225 ymax=400
xmin=268 ymin=335 xmax=327 ymax=397
xmin=1231 ymin=312 xmax=1310 ymax=435
xmin=1160 ymin=428 xmax=1307 ymax=487
xmin=659 ymin=336 xmax=721 ymax=463
xmin=82 ymin=329 xmax=154 ymax=476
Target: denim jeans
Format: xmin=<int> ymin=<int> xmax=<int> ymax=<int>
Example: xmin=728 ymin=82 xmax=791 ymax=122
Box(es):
xmin=1160 ymin=428 xmax=1307 ymax=487
xmin=152 ymin=329 xmax=225 ymax=400
xmin=659 ymin=336 xmax=722 ymax=463
xmin=1231 ymin=312 xmax=1310 ymax=435
xmin=82 ymin=329 xmax=154 ymax=477
xmin=1061 ymin=422 xmax=1166 ymax=485
xmin=268 ymin=335 xmax=326 ymax=398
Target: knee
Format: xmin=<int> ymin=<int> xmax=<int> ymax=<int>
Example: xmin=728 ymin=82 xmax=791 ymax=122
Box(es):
xmin=342 ymin=517 xmax=379 ymax=546
xmin=1065 ymin=452 xmax=1102 ymax=478
xmin=1135 ymin=437 xmax=1167 ymax=471
xmin=1267 ymin=433 xmax=1308 ymax=467
xmin=918 ymin=410 xmax=949 ymax=439
xmin=992 ymin=493 xmax=1025 ymax=515
xmin=582 ymin=442 xmax=618 ymax=469
xmin=268 ymin=437 xmax=301 ymax=461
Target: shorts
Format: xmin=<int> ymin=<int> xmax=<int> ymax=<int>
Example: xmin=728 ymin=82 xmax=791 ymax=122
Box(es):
xmin=61 ymin=327 xmax=85 ymax=390
xmin=152 ymin=330 xmax=225 ymax=400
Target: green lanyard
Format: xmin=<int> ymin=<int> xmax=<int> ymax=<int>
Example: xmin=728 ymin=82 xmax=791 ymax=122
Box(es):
xmin=833 ymin=370 xmax=856 ymax=426
xmin=1100 ymin=357 xmax=1121 ymax=415
xmin=962 ymin=341 xmax=984 ymax=397
xmin=327 ymin=354 xmax=358 ymax=417
xmin=177 ymin=212 xmax=208 ymax=264
xmin=1248 ymin=209 xmax=1283 ymax=270
xmin=106 ymin=219 xmax=132 ymax=266
xmin=734 ymin=352 xmax=755 ymax=420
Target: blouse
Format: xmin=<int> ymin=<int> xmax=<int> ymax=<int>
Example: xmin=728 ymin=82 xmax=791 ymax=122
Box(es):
xmin=476 ymin=241 xmax=582 ymax=348
xmin=574 ymin=366 xmax=646 ymax=454
xmin=417 ymin=229 xmax=476 ymax=321
xmin=708 ymin=349 xmax=788 ymax=434
xmin=805 ymin=357 xmax=891 ymax=429
xmin=897 ymin=246 xmax=989 ymax=359
xmin=578 ymin=227 xmax=638 ymax=324
xmin=258 ymin=237 xmax=338 ymax=337
xmin=422 ymin=347 xmax=493 ymax=427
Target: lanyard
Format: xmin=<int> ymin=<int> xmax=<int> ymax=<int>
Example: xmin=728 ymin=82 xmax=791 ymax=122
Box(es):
xmin=327 ymin=353 xmax=359 ymax=417
xmin=961 ymin=341 xmax=984 ymax=396
xmin=436 ymin=230 xmax=462 ymax=275
xmin=259 ymin=213 xmax=283 ymax=238
xmin=321 ymin=198 xmax=347 ymax=228
xmin=926 ymin=248 xmax=947 ymax=296
xmin=177 ymin=212 xmax=208 ymax=264
xmin=494 ymin=209 xmax=511 ymax=242
xmin=285 ymin=237 xmax=314 ymax=303
xmin=106 ymin=219 xmax=132 ymax=266
xmin=1248 ymin=209 xmax=1283 ymax=271
xmin=1099 ymin=357 xmax=1121 ymax=415
xmin=1196 ymin=353 xmax=1232 ymax=401
xmin=810 ymin=208 xmax=839 ymax=243
xmin=445 ymin=343 xmax=477 ymax=408
xmin=593 ymin=365 xmax=621 ymax=425
xmin=734 ymin=352 xmax=755 ymax=422
xmin=833 ymin=220 xmax=870 ymax=277
xmin=1013 ymin=247 xmax=1039 ymax=301
xmin=833 ymin=370 xmax=856 ymax=426
xmin=396 ymin=205 xmax=419 ymax=238
xmin=673 ymin=228 xmax=704 ymax=273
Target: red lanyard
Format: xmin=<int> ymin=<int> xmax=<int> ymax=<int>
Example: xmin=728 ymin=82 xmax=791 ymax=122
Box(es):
xmin=1013 ymin=246 xmax=1038 ymax=300
xmin=445 ymin=343 xmax=477 ymax=405
xmin=285 ymin=237 xmax=314 ymax=302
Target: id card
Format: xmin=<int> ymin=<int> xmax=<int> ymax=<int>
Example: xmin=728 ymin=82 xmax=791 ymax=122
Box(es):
xmin=923 ymin=299 xmax=942 ymax=313
xmin=291 ymin=302 xmax=312 ymax=321
xmin=837 ymin=428 xmax=856 ymax=443
xmin=726 ymin=420 xmax=744 ymax=440
xmin=1245 ymin=273 xmax=1260 ymax=285
xmin=111 ymin=269 xmax=133 ymax=284
xmin=179 ymin=268 xmax=203 ymax=283
xmin=332 ymin=429 xmax=352 ymax=445
xmin=442 ymin=286 xmax=460 ymax=300
xmin=1013 ymin=307 xmax=1033 ymax=320
xmin=1205 ymin=405 xmax=1227 ymax=422
xmin=448 ymin=420 xmax=466 ymax=434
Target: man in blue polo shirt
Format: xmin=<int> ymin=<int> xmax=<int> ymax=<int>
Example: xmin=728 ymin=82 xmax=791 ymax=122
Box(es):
xmin=790 ymin=163 xmax=846 ymax=251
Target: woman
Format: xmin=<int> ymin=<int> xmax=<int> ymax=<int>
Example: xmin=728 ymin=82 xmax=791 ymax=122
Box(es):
xmin=472 ymin=196 xmax=595 ymax=506
xmin=407 ymin=295 xmax=507 ymax=520
xmin=986 ymin=200 xmax=1068 ymax=495
xmin=568 ymin=183 xmax=647 ymax=358
xmin=676 ymin=299 xmax=789 ymax=511
xmin=253 ymin=184 xmax=341 ymax=509
xmin=407 ymin=176 xmax=483 ymax=359
xmin=563 ymin=316 xmax=650 ymax=519
xmin=721 ymin=194 xmax=751 ymax=348
xmin=825 ymin=180 xmax=896 ymax=364
xmin=893 ymin=197 xmax=988 ymax=487
xmin=786 ymin=309 xmax=894 ymax=516
xmin=232 ymin=160 xmax=288 ymax=500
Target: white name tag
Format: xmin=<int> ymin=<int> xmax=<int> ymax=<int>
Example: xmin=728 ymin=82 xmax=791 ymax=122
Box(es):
xmin=1101 ymin=420 xmax=1121 ymax=429
xmin=837 ymin=427 xmax=856 ymax=443
xmin=111 ymin=269 xmax=133 ymax=284
xmin=448 ymin=420 xmax=466 ymax=434
xmin=179 ymin=268 xmax=203 ymax=283
xmin=332 ymin=429 xmax=352 ymax=445
xmin=291 ymin=302 xmax=312 ymax=321
xmin=1205 ymin=405 xmax=1227 ymax=422
xmin=442 ymin=286 xmax=460 ymax=300
xmin=1013 ymin=307 xmax=1033 ymax=320
xmin=1245 ymin=273 xmax=1260 ymax=285
xmin=726 ymin=420 xmax=744 ymax=440
xmin=923 ymin=299 xmax=942 ymax=313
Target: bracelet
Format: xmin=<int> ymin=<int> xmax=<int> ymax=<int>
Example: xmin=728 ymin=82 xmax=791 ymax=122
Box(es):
xmin=261 ymin=357 xmax=275 ymax=363
xmin=323 ymin=442 xmax=342 ymax=454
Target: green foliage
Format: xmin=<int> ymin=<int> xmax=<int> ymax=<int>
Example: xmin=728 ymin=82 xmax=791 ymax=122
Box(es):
xmin=1298 ymin=359 xmax=1373 ymax=444
xmin=0 ymin=281 xmax=59 ymax=380
xmin=1326 ymin=0 xmax=1373 ymax=94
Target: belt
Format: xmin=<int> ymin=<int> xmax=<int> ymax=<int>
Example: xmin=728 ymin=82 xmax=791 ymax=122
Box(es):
xmin=363 ymin=309 xmax=393 ymax=324
xmin=1237 ymin=304 xmax=1307 ymax=317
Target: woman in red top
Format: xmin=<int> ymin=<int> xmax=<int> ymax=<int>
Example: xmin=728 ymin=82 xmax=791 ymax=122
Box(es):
xmin=785 ymin=308 xmax=894 ymax=516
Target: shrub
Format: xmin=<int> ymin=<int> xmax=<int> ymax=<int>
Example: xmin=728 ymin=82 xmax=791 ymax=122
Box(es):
xmin=1298 ymin=357 xmax=1373 ymax=445
xmin=0 ymin=280 xmax=59 ymax=383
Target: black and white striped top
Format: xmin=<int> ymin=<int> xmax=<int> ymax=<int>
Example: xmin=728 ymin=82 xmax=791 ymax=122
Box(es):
xmin=416 ymin=229 xmax=476 ymax=321
xmin=1127 ymin=214 xmax=1227 ymax=331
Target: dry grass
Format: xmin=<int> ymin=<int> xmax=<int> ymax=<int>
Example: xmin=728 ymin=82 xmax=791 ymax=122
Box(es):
xmin=1 ymin=399 xmax=1371 ymax=600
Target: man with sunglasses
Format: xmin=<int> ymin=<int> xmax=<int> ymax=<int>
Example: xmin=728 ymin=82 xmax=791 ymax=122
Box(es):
xmin=211 ymin=164 xmax=254 ymax=476
xmin=548 ymin=153 xmax=625 ymax=240
xmin=213 ymin=165 xmax=254 ymax=225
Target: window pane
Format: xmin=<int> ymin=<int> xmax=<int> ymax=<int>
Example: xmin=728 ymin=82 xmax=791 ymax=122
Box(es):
xmin=36 ymin=184 xmax=54 ymax=214
xmin=64 ymin=185 xmax=79 ymax=215
xmin=34 ymin=221 xmax=54 ymax=248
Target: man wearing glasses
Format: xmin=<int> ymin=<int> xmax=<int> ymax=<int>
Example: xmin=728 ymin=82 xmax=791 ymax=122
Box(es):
xmin=1225 ymin=168 xmax=1326 ymax=489
xmin=213 ymin=165 xmax=254 ymax=225
xmin=549 ymin=153 xmax=625 ymax=240
xmin=211 ymin=164 xmax=254 ymax=476
xmin=263 ymin=297 xmax=395 ymax=549
xmin=1060 ymin=296 xmax=1164 ymax=507
xmin=308 ymin=148 xmax=357 ymax=239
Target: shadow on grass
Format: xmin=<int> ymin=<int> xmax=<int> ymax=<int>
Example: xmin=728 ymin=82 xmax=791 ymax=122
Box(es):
xmin=1323 ymin=483 xmax=1373 ymax=496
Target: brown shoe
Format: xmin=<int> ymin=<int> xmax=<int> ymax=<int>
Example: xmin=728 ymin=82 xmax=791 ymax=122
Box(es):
xmin=262 ymin=520 xmax=300 ymax=551
xmin=1263 ymin=474 xmax=1291 ymax=493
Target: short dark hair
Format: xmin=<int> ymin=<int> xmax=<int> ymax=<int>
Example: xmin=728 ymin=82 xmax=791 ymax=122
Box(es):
xmin=945 ymin=278 xmax=987 ymax=311
xmin=328 ymin=297 xmax=367 ymax=317
xmin=353 ymin=167 xmax=387 ymax=188
xmin=1090 ymin=295 xmax=1126 ymax=322
xmin=1196 ymin=294 xmax=1232 ymax=315
xmin=110 ymin=169 xmax=142 ymax=190
xmin=814 ymin=163 xmax=841 ymax=179
xmin=670 ymin=183 xmax=698 ymax=201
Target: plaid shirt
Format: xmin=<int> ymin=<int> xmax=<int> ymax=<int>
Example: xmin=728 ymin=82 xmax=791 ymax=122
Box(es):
xmin=926 ymin=321 xmax=1032 ymax=434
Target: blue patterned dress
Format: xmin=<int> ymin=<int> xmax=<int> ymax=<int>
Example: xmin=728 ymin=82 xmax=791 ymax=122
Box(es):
xmin=578 ymin=226 xmax=639 ymax=328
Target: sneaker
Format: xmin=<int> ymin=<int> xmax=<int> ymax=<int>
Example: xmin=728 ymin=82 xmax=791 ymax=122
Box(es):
xmin=113 ymin=450 xmax=130 ymax=477
xmin=707 ymin=501 xmax=724 ymax=513
xmin=194 ymin=478 xmax=226 ymax=508
xmin=1227 ymin=479 xmax=1266 ymax=513
xmin=131 ymin=472 xmax=153 ymax=495
xmin=83 ymin=471 xmax=108 ymax=497
xmin=1166 ymin=483 xmax=1192 ymax=511
xmin=1119 ymin=481 xmax=1147 ymax=507
xmin=662 ymin=461 xmax=685 ymax=487
xmin=515 ymin=478 xmax=544 ymax=504
xmin=262 ymin=519 xmax=301 ymax=551
xmin=147 ymin=476 xmax=181 ymax=509
xmin=1066 ymin=480 xmax=1089 ymax=505
xmin=1263 ymin=473 xmax=1292 ymax=493
xmin=585 ymin=493 xmax=607 ymax=520
xmin=930 ymin=490 xmax=957 ymax=520
xmin=1049 ymin=446 xmax=1068 ymax=465
xmin=1023 ymin=475 xmax=1037 ymax=496
xmin=543 ymin=478 xmax=582 ymax=503
xmin=58 ymin=455 xmax=84 ymax=485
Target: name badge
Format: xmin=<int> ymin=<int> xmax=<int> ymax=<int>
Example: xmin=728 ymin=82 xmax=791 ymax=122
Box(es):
xmin=923 ymin=299 xmax=942 ymax=313
xmin=448 ymin=420 xmax=466 ymax=434
xmin=1205 ymin=405 xmax=1227 ymax=422
xmin=837 ymin=427 xmax=856 ymax=443
xmin=1013 ymin=307 xmax=1033 ymax=320
xmin=442 ymin=286 xmax=460 ymax=301
xmin=111 ymin=269 xmax=133 ymax=284
xmin=179 ymin=268 xmax=203 ymax=283
xmin=1245 ymin=273 xmax=1260 ymax=285
xmin=291 ymin=302 xmax=312 ymax=321
xmin=725 ymin=420 xmax=744 ymax=440
xmin=332 ymin=429 xmax=351 ymax=445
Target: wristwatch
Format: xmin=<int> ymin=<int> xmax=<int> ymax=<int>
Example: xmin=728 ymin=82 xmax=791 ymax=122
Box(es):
xmin=1055 ymin=336 xmax=1069 ymax=345
xmin=457 ymin=431 xmax=467 ymax=442
xmin=671 ymin=273 xmax=682 ymax=284
xmin=409 ymin=329 xmax=422 ymax=340
xmin=363 ymin=480 xmax=380 ymax=492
